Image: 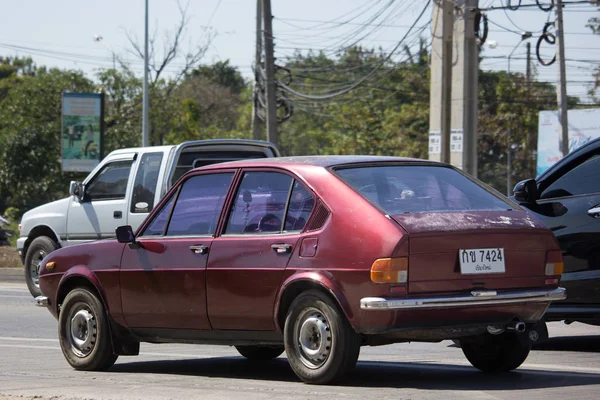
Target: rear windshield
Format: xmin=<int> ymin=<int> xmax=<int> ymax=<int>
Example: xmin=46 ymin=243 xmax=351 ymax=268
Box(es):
xmin=335 ymin=165 xmax=512 ymax=214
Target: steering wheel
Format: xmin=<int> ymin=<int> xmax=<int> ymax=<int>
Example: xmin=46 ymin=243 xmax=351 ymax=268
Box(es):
xmin=258 ymin=214 xmax=282 ymax=232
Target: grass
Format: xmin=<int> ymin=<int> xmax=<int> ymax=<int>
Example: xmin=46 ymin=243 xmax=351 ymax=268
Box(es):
xmin=0 ymin=246 xmax=21 ymax=268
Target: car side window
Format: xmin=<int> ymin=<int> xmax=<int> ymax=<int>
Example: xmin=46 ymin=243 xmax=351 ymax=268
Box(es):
xmin=541 ymin=154 xmax=600 ymax=199
xmin=225 ymin=172 xmax=293 ymax=234
xmin=141 ymin=194 xmax=176 ymax=236
xmin=85 ymin=160 xmax=133 ymax=201
xmin=285 ymin=181 xmax=315 ymax=232
xmin=131 ymin=152 xmax=164 ymax=213
xmin=166 ymin=173 xmax=234 ymax=236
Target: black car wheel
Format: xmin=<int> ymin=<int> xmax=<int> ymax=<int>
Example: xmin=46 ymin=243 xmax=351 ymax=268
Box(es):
xmin=235 ymin=345 xmax=284 ymax=361
xmin=284 ymin=290 xmax=360 ymax=384
xmin=58 ymin=288 xmax=118 ymax=370
xmin=24 ymin=236 xmax=58 ymax=297
xmin=460 ymin=332 xmax=531 ymax=373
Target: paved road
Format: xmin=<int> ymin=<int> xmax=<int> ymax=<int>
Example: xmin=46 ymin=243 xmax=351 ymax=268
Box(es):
xmin=0 ymin=281 xmax=599 ymax=400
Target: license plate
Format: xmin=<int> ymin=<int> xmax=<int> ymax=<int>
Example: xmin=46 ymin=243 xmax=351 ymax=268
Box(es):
xmin=459 ymin=248 xmax=505 ymax=275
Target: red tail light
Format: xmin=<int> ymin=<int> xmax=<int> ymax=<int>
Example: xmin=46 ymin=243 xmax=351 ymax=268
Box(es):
xmin=545 ymin=250 xmax=564 ymax=276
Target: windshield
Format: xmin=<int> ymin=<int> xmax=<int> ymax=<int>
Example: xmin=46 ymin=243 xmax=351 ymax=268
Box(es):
xmin=335 ymin=165 xmax=513 ymax=214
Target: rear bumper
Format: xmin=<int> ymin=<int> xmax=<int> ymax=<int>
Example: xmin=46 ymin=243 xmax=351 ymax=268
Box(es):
xmin=360 ymin=287 xmax=566 ymax=310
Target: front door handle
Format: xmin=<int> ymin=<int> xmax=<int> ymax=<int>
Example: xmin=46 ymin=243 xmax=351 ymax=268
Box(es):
xmin=588 ymin=206 xmax=600 ymax=217
xmin=189 ymin=245 xmax=209 ymax=255
xmin=114 ymin=211 xmax=123 ymax=219
xmin=271 ymin=243 xmax=292 ymax=254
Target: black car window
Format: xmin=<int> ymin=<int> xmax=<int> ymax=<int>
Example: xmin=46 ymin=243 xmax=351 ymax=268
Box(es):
xmin=166 ymin=173 xmax=234 ymax=236
xmin=141 ymin=193 xmax=176 ymax=236
xmin=225 ymin=172 xmax=294 ymax=234
xmin=131 ymin=152 xmax=163 ymax=213
xmin=85 ymin=160 xmax=133 ymax=201
xmin=541 ymin=154 xmax=600 ymax=199
xmin=336 ymin=165 xmax=511 ymax=214
xmin=285 ymin=181 xmax=315 ymax=232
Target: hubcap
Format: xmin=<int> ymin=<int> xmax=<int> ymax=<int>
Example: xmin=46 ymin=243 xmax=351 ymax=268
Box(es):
xmin=30 ymin=250 xmax=47 ymax=289
xmin=295 ymin=310 xmax=332 ymax=369
xmin=68 ymin=309 xmax=97 ymax=358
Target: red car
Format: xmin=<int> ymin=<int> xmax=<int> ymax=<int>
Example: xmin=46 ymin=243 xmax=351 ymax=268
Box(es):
xmin=36 ymin=156 xmax=566 ymax=384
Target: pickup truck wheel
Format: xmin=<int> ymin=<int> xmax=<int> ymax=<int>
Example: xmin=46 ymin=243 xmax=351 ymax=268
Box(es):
xmin=58 ymin=288 xmax=118 ymax=371
xmin=235 ymin=345 xmax=284 ymax=361
xmin=460 ymin=332 xmax=531 ymax=373
xmin=284 ymin=290 xmax=360 ymax=384
xmin=24 ymin=236 xmax=58 ymax=297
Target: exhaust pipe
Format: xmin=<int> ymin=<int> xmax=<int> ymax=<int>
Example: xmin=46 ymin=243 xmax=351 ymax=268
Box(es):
xmin=506 ymin=321 xmax=526 ymax=333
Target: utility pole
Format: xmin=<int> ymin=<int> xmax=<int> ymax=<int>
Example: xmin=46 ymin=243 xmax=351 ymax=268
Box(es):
xmin=440 ymin=0 xmax=453 ymax=164
xmin=526 ymin=41 xmax=532 ymax=81
xmin=462 ymin=0 xmax=479 ymax=177
xmin=252 ymin=0 xmax=263 ymax=140
xmin=261 ymin=0 xmax=279 ymax=148
xmin=555 ymin=0 xmax=569 ymax=157
xmin=142 ymin=0 xmax=150 ymax=147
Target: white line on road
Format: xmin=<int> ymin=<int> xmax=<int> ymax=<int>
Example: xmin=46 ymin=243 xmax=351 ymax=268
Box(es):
xmin=0 ymin=337 xmax=57 ymax=342
xmin=0 ymin=295 xmax=31 ymax=299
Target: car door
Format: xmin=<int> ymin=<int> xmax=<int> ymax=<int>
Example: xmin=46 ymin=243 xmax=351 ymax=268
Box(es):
xmin=120 ymin=170 xmax=236 ymax=330
xmin=206 ymin=171 xmax=315 ymax=331
xmin=533 ymin=153 xmax=600 ymax=305
xmin=66 ymin=154 xmax=135 ymax=245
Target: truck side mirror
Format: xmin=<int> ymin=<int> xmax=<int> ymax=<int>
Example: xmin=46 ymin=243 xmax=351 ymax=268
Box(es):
xmin=69 ymin=181 xmax=85 ymax=201
xmin=513 ymin=179 xmax=538 ymax=204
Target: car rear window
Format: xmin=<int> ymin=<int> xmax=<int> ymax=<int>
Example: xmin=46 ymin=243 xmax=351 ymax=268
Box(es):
xmin=335 ymin=165 xmax=512 ymax=214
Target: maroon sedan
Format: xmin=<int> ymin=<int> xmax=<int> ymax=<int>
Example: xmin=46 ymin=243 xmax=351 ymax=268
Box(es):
xmin=36 ymin=156 xmax=566 ymax=384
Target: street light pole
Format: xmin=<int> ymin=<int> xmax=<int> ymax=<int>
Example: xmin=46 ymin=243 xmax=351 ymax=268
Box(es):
xmin=142 ymin=0 xmax=150 ymax=147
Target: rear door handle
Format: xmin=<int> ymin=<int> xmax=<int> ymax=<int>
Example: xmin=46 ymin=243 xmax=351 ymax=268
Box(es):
xmin=588 ymin=206 xmax=600 ymax=217
xmin=271 ymin=243 xmax=292 ymax=254
xmin=114 ymin=211 xmax=122 ymax=219
xmin=189 ymin=245 xmax=209 ymax=255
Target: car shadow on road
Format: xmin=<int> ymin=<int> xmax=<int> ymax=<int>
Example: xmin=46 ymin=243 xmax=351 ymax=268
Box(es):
xmin=109 ymin=357 xmax=600 ymax=389
xmin=533 ymin=335 xmax=600 ymax=353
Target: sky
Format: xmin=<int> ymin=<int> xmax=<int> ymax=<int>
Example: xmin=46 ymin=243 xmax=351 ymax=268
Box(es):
xmin=0 ymin=0 xmax=598 ymax=103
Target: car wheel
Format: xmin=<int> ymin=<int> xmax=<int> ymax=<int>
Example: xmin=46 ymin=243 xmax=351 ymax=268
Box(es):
xmin=284 ymin=290 xmax=360 ymax=384
xmin=460 ymin=332 xmax=531 ymax=373
xmin=58 ymin=288 xmax=118 ymax=371
xmin=235 ymin=345 xmax=285 ymax=361
xmin=24 ymin=236 xmax=59 ymax=297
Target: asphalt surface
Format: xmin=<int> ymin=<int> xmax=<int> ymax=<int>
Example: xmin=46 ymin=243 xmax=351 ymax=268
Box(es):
xmin=0 ymin=270 xmax=599 ymax=400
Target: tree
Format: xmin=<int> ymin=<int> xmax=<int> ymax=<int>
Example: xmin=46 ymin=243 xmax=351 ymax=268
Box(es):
xmin=0 ymin=68 xmax=95 ymax=212
xmin=586 ymin=9 xmax=600 ymax=93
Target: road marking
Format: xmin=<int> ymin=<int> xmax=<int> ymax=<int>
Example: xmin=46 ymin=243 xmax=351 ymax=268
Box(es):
xmin=0 ymin=337 xmax=57 ymax=342
xmin=0 ymin=344 xmax=59 ymax=350
xmin=0 ymin=295 xmax=31 ymax=299
xmin=0 ymin=287 xmax=29 ymax=293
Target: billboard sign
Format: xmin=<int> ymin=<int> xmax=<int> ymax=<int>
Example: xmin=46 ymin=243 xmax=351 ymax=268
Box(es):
xmin=537 ymin=108 xmax=600 ymax=176
xmin=61 ymin=92 xmax=103 ymax=172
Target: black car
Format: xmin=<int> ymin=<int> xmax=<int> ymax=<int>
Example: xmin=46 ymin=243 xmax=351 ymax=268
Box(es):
xmin=513 ymin=136 xmax=600 ymax=326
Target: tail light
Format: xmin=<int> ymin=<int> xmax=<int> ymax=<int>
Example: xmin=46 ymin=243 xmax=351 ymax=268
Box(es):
xmin=545 ymin=250 xmax=564 ymax=276
xmin=371 ymin=257 xmax=408 ymax=284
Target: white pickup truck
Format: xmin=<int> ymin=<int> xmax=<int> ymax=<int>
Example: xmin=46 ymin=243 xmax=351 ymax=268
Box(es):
xmin=17 ymin=139 xmax=279 ymax=296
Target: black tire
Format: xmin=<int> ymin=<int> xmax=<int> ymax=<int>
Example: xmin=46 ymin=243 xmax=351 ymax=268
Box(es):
xmin=235 ymin=345 xmax=285 ymax=361
xmin=24 ymin=236 xmax=59 ymax=297
xmin=460 ymin=332 xmax=531 ymax=373
xmin=284 ymin=290 xmax=360 ymax=384
xmin=58 ymin=288 xmax=118 ymax=371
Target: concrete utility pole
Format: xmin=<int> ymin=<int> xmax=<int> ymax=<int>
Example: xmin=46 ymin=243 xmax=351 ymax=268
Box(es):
xmin=429 ymin=0 xmax=478 ymax=177
xmin=142 ymin=0 xmax=150 ymax=147
xmin=261 ymin=0 xmax=279 ymax=148
xmin=252 ymin=0 xmax=263 ymax=140
xmin=440 ymin=0 xmax=454 ymax=164
xmin=526 ymin=41 xmax=532 ymax=81
xmin=555 ymin=0 xmax=570 ymax=157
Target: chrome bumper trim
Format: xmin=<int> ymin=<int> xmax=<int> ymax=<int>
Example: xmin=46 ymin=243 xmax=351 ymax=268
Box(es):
xmin=35 ymin=296 xmax=49 ymax=307
xmin=360 ymin=287 xmax=566 ymax=310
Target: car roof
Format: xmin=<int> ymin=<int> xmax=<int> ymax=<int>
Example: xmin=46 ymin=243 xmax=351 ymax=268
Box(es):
xmin=197 ymin=155 xmax=443 ymax=170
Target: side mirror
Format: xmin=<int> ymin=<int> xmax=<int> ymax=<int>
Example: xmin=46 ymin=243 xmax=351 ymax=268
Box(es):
xmin=513 ymin=179 xmax=538 ymax=204
xmin=116 ymin=225 xmax=136 ymax=243
xmin=69 ymin=181 xmax=85 ymax=201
